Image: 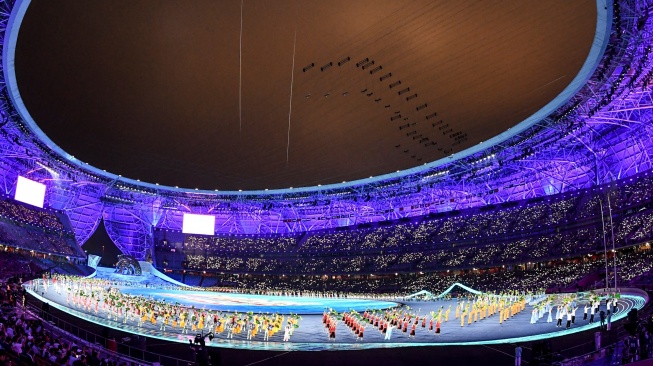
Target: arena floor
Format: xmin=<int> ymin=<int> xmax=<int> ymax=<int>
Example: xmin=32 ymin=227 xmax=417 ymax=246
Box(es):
xmin=24 ymin=278 xmax=648 ymax=351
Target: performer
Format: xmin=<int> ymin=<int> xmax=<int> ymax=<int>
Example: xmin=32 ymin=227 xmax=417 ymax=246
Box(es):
xmin=435 ymin=319 xmax=441 ymax=336
xmin=530 ymin=308 xmax=538 ymax=324
xmin=247 ymin=321 xmax=255 ymax=340
xmin=583 ymin=304 xmax=589 ymax=320
xmin=565 ymin=308 xmax=572 ymax=329
xmin=283 ymin=323 xmax=291 ymax=342
xmin=264 ymin=322 xmax=272 ymax=341
xmin=547 ymin=305 xmax=553 ymax=323
xmin=556 ymin=306 xmax=564 ymax=327
xmin=181 ymin=314 xmax=188 ymax=334
xmin=384 ymin=321 xmax=393 ymax=340
xmin=329 ymin=322 xmax=336 ymax=341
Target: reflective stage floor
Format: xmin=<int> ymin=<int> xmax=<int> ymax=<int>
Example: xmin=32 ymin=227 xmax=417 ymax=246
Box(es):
xmin=25 ymin=283 xmax=647 ymax=351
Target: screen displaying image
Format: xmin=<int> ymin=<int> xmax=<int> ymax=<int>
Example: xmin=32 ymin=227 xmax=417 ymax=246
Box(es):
xmin=182 ymin=213 xmax=215 ymax=235
xmin=14 ymin=175 xmax=46 ymax=208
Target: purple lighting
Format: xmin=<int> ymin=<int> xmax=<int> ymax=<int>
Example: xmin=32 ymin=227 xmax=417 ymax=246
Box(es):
xmin=0 ymin=0 xmax=650 ymax=260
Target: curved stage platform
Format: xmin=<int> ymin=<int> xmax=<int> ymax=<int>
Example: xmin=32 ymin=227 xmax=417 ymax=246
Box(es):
xmin=25 ymin=278 xmax=648 ymax=352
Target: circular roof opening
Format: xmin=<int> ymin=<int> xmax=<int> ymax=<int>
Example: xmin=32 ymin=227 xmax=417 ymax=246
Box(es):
xmin=14 ymin=1 xmax=596 ymax=190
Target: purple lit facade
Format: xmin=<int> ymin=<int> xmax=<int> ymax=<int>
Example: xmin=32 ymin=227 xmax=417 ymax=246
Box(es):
xmin=0 ymin=0 xmax=651 ymax=261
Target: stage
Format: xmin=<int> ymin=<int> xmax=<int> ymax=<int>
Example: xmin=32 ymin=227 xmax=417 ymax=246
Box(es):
xmin=24 ymin=275 xmax=648 ymax=351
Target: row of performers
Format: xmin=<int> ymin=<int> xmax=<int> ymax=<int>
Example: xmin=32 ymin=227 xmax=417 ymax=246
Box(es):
xmin=320 ymin=296 xmax=526 ymax=342
xmin=38 ymin=272 xmax=398 ymax=300
xmin=34 ymin=277 xmax=300 ymax=342
xmin=454 ymin=296 xmax=527 ymax=326
xmin=364 ymin=311 xmax=443 ymax=339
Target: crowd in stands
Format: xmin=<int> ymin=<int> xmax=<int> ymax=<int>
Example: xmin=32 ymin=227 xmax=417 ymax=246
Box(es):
xmin=163 ymin=228 xmax=606 ymax=275
xmin=164 ymin=247 xmax=653 ymax=298
xmin=0 ymin=222 xmax=81 ymax=258
xmin=0 ymin=248 xmax=92 ymax=284
xmin=0 ymin=247 xmax=144 ymax=366
xmin=0 ymin=197 xmax=82 ymax=258
xmin=0 ymin=251 xmax=37 ymax=283
xmin=0 ymin=197 xmax=66 ymax=232
xmin=155 ymin=171 xmax=653 ymax=277
xmin=0 ymin=277 xmax=138 ymax=366
xmin=181 ymin=234 xmax=299 ymax=254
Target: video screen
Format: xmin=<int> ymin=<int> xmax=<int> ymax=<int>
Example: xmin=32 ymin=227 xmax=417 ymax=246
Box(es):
xmin=182 ymin=213 xmax=215 ymax=235
xmin=14 ymin=176 xmax=46 ymax=208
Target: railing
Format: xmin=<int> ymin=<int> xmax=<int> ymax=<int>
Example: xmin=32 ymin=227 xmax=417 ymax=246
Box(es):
xmin=24 ymin=302 xmax=195 ymax=366
xmin=553 ymin=329 xmax=629 ymax=366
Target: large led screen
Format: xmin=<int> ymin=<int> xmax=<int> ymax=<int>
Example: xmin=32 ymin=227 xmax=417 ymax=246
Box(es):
xmin=14 ymin=176 xmax=46 ymax=208
xmin=182 ymin=213 xmax=215 ymax=235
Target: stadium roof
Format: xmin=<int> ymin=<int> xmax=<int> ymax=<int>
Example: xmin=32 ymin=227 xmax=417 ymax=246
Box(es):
xmin=12 ymin=1 xmax=596 ymax=191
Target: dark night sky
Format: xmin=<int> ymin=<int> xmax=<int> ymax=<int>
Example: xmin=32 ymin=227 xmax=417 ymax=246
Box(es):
xmin=14 ymin=0 xmax=596 ymax=190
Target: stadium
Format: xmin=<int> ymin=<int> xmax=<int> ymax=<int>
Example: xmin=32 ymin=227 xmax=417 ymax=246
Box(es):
xmin=1 ymin=0 xmax=653 ymax=365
